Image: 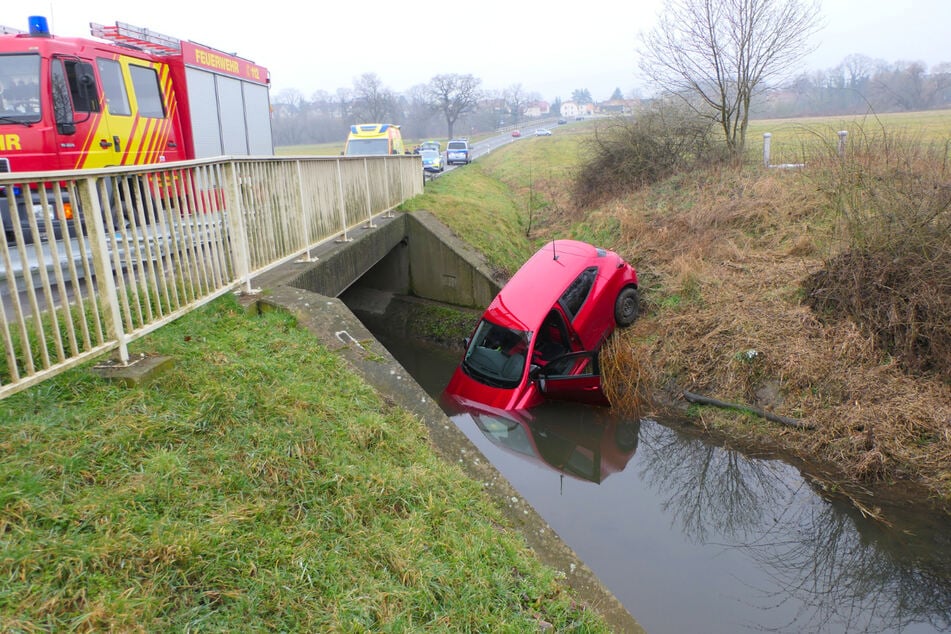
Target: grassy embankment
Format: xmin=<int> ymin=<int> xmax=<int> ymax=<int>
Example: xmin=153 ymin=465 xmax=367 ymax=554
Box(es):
xmin=402 ymin=112 xmax=951 ymax=513
xmin=0 ymin=300 xmax=611 ymax=631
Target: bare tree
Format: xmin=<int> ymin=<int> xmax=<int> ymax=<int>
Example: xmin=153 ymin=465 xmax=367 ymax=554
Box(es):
xmin=274 ymin=88 xmax=304 ymax=111
xmin=352 ymin=72 xmax=396 ymax=122
xmin=426 ymin=73 xmax=482 ymax=139
xmin=503 ymin=83 xmax=528 ymax=127
xmin=335 ymin=87 xmax=354 ymax=121
xmin=638 ymin=0 xmax=822 ymax=157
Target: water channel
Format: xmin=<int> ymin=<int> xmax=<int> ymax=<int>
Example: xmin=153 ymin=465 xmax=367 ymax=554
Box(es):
xmin=370 ymin=330 xmax=951 ymax=634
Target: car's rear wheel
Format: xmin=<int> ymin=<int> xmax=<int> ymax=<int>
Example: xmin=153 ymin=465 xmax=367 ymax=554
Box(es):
xmin=614 ymin=286 xmax=639 ymax=326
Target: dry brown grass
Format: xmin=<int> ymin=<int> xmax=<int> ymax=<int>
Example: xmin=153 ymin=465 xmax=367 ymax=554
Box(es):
xmin=592 ymin=164 xmax=951 ymax=508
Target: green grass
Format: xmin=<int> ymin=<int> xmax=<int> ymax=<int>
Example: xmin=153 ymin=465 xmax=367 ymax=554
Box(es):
xmin=400 ymin=165 xmax=536 ymax=276
xmin=0 ymin=295 xmax=610 ymax=632
xmin=276 ymin=141 xmax=343 ymax=156
xmin=399 ymin=124 xmax=624 ymax=273
xmin=746 ymin=108 xmax=951 ymax=165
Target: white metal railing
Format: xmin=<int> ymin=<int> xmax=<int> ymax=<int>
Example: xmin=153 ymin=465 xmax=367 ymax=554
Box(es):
xmin=0 ymin=154 xmax=422 ymax=399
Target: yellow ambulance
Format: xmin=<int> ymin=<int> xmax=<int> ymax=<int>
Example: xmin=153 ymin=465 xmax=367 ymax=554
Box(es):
xmin=343 ymin=123 xmax=405 ymax=155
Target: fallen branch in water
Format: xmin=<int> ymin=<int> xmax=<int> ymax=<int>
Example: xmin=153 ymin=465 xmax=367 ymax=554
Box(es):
xmin=683 ymin=391 xmax=814 ymax=430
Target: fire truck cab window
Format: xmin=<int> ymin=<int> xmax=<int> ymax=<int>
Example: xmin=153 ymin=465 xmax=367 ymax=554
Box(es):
xmin=129 ymin=64 xmax=165 ymax=118
xmin=0 ymin=53 xmax=41 ymax=121
xmin=96 ymin=58 xmax=131 ymax=116
xmin=59 ymin=59 xmax=99 ymax=113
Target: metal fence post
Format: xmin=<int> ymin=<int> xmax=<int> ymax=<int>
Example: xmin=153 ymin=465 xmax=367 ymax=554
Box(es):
xmin=81 ymin=176 xmax=129 ymax=364
xmin=295 ymin=159 xmax=317 ymax=262
xmin=335 ymin=159 xmax=351 ymax=242
xmin=222 ymin=161 xmax=254 ymax=295
xmin=363 ymin=157 xmax=376 ymax=229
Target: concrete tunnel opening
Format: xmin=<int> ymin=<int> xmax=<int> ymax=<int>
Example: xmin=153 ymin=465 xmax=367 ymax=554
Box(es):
xmin=278 ymin=211 xmax=503 ymax=352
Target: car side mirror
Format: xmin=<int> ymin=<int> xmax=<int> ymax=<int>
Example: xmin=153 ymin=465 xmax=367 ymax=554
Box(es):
xmin=529 ymin=364 xmax=542 ymax=379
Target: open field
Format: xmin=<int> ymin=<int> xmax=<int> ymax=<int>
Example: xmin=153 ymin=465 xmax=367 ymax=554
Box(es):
xmin=277 ymin=109 xmax=951 ymax=164
xmin=746 ymin=108 xmax=951 ymax=164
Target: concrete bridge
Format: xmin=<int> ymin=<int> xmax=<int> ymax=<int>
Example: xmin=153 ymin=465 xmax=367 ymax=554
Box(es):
xmin=250 ymin=210 xmax=502 ymax=316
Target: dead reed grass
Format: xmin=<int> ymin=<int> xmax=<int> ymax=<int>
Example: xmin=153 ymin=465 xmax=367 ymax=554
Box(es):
xmin=594 ymin=158 xmax=951 ymax=509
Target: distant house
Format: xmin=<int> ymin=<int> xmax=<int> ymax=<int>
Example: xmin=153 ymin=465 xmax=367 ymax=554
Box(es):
xmin=560 ymin=101 xmax=595 ymax=118
xmin=598 ymin=99 xmax=636 ymax=114
xmin=523 ymin=101 xmax=551 ymax=118
xmin=560 ymin=101 xmax=580 ymax=118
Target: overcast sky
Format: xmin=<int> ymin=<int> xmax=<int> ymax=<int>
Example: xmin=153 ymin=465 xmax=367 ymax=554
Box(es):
xmin=12 ymin=0 xmax=951 ymax=102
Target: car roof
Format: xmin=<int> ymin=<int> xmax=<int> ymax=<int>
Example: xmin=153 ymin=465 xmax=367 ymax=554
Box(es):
xmin=484 ymin=240 xmax=609 ymax=332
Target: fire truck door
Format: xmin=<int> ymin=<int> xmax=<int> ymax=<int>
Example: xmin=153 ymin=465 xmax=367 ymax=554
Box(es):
xmin=91 ymin=57 xmax=133 ymax=167
xmin=50 ymin=56 xmax=116 ymax=170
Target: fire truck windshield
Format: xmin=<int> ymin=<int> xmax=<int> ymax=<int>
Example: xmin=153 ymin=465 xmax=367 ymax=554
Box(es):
xmin=0 ymin=54 xmax=41 ymax=122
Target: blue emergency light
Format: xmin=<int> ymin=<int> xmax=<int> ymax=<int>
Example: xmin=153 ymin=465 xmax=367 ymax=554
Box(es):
xmin=28 ymin=16 xmax=51 ymax=37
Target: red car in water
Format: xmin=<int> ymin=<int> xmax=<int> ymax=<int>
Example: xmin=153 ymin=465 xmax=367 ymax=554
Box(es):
xmin=444 ymin=240 xmax=639 ymax=412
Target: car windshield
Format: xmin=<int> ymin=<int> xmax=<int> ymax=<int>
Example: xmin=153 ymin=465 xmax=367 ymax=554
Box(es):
xmin=0 ymin=54 xmax=41 ymax=123
xmin=462 ymin=319 xmax=531 ymax=389
xmin=421 ymin=150 xmax=438 ymax=160
xmin=447 ymin=142 xmax=466 ymax=150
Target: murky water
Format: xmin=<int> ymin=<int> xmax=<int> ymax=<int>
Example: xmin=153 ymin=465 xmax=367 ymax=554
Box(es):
xmin=377 ymin=333 xmax=951 ymax=634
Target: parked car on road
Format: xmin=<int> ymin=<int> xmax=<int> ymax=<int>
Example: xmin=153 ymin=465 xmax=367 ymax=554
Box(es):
xmin=446 ymin=138 xmax=472 ymax=165
xmin=511 ymin=130 xmax=521 ymax=137
xmin=420 ymin=149 xmax=444 ymax=173
xmin=535 ymin=128 xmax=552 ymax=136
xmin=444 ymin=240 xmax=639 ymax=413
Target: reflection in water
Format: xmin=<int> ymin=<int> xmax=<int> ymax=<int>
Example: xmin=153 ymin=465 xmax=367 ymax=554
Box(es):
xmin=633 ymin=422 xmax=951 ymax=633
xmin=372 ymin=330 xmax=951 ymax=634
xmin=447 ymin=400 xmax=639 ymax=485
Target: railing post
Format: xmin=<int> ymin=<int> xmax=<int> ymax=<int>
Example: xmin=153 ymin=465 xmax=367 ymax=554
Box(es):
xmin=295 ymin=159 xmax=317 ymax=262
xmin=383 ymin=157 xmax=394 ymax=219
xmin=81 ymin=176 xmax=129 ymax=364
xmin=222 ymin=161 xmax=254 ymax=294
xmin=398 ymin=157 xmax=405 ymax=215
xmin=335 ymin=158 xmax=351 ymax=242
xmin=763 ymin=132 xmax=772 ymax=168
xmin=363 ymin=157 xmax=376 ymax=229
xmin=837 ymin=130 xmax=848 ymax=159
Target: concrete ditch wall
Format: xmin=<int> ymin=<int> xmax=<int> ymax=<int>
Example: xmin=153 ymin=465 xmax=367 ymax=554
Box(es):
xmin=252 ymin=210 xmax=501 ymax=307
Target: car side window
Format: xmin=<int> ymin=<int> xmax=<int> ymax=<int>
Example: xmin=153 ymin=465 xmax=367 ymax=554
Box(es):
xmin=559 ymin=266 xmax=597 ymax=320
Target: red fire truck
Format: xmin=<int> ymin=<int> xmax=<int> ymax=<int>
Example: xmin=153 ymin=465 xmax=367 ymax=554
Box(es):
xmin=0 ymin=16 xmax=273 ymax=242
